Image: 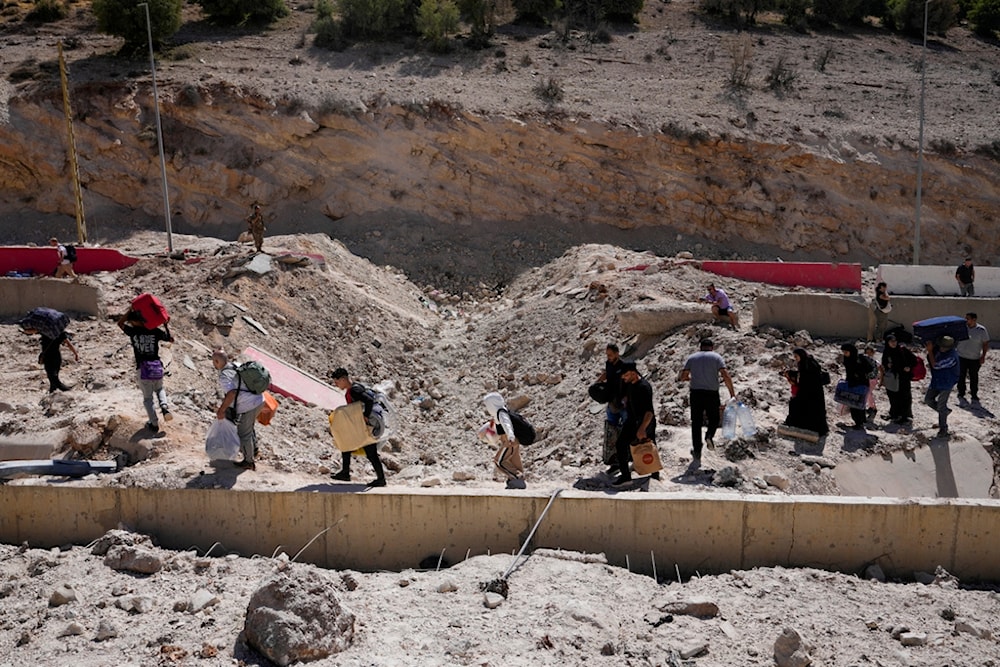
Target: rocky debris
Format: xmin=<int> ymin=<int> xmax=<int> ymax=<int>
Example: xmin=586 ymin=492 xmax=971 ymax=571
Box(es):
xmin=483 ymin=592 xmax=505 ymax=609
xmin=773 ymin=627 xmax=813 ymax=667
xmin=865 ymin=564 xmax=887 ymax=583
xmin=659 ymin=599 xmax=720 ymax=619
xmin=713 ymin=466 xmax=743 ymax=487
xmin=188 ymin=588 xmax=220 ymax=613
xmin=48 ymin=583 xmax=77 ymax=606
xmin=764 ymin=473 xmax=790 ymax=490
xmin=798 ymin=454 xmax=836 ymax=469
xmin=103 ymin=545 xmax=164 ymax=575
xmin=90 ymin=529 xmax=154 ymax=557
xmin=243 ymin=568 xmax=355 ymax=665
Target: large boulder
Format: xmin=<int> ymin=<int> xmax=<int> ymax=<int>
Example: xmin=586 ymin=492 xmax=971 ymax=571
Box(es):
xmin=244 ymin=567 xmax=355 ymax=665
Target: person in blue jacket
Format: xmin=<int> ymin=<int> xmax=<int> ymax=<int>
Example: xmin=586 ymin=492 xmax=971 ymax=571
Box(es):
xmin=924 ymin=336 xmax=960 ymax=438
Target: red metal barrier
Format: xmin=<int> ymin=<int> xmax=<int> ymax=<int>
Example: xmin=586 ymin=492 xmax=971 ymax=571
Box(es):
xmin=701 ymin=261 xmax=862 ymax=291
xmin=0 ymin=247 xmax=139 ymax=276
xmin=242 ymin=345 xmax=346 ymax=412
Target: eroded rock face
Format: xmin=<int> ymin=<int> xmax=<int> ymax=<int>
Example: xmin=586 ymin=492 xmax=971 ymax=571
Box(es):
xmin=1 ymin=82 xmax=997 ymax=287
xmin=244 ymin=567 xmax=355 ymax=665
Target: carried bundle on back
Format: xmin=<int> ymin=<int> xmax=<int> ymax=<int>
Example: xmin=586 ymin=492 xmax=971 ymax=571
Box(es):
xmin=131 ymin=293 xmax=170 ymax=329
xmin=19 ymin=307 xmax=70 ymax=339
xmin=236 ymin=361 xmax=271 ymax=394
xmin=63 ymin=244 xmax=77 ymax=262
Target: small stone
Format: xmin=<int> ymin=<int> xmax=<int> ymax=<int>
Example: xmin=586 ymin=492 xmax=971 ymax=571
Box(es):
xmin=864 ymin=564 xmax=886 ymax=582
xmin=49 ymin=584 xmax=77 ymax=606
xmin=437 ymin=580 xmax=458 ymax=593
xmin=189 ymin=589 xmax=219 ymax=613
xmin=95 ymin=620 xmax=118 ymax=641
xmin=420 ymin=477 xmax=442 ymax=487
xmin=58 ymin=622 xmax=86 ymax=638
xmin=679 ymin=639 xmax=708 ymax=659
xmin=899 ymin=631 xmax=927 ymax=646
xmin=483 ymin=592 xmax=505 ymax=609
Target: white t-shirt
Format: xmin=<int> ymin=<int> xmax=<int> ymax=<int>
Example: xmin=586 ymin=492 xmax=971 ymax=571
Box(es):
xmin=956 ymin=324 xmax=990 ymax=360
xmin=219 ymin=364 xmax=265 ymax=413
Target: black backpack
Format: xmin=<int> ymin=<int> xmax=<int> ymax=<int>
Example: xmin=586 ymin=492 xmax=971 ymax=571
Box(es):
xmin=498 ymin=408 xmax=536 ymax=446
xmin=64 ymin=244 xmax=77 ymax=262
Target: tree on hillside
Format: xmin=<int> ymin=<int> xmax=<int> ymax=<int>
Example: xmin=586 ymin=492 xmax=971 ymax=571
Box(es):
xmin=338 ymin=0 xmax=418 ymax=39
xmin=968 ymin=0 xmax=1000 ymax=35
xmin=92 ymin=0 xmax=182 ymax=50
xmin=196 ymin=0 xmax=290 ymax=25
xmin=883 ymin=0 xmax=957 ymax=35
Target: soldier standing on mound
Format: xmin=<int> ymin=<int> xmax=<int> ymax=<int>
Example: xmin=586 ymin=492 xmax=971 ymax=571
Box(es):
xmin=246 ymin=204 xmax=265 ymax=253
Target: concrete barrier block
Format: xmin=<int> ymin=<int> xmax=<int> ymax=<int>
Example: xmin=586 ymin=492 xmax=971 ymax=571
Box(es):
xmin=619 ymin=300 xmax=712 ymax=335
xmin=0 ymin=278 xmax=101 ymax=318
xmin=878 ymin=264 xmax=1000 ymax=298
xmin=0 ymin=430 xmax=66 ymax=461
xmin=753 ymin=294 xmax=868 ymax=339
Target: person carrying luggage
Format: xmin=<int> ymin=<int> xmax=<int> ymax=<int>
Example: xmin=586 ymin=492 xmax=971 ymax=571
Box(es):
xmin=19 ymin=308 xmax=77 ymax=393
xmin=117 ymin=308 xmax=174 ymax=432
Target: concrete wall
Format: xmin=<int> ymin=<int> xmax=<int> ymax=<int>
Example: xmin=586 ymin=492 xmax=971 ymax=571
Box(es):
xmin=0 ymin=278 xmax=101 ymax=318
xmin=754 ymin=294 xmax=999 ymax=341
xmin=619 ymin=300 xmax=713 ymax=335
xmin=878 ymin=264 xmax=1000 ymax=298
xmin=2 ymin=486 xmax=999 ymax=581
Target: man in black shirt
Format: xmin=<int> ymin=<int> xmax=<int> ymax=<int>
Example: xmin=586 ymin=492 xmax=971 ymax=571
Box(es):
xmin=613 ymin=361 xmax=658 ymax=485
xmin=955 ymin=257 xmax=975 ymax=297
xmin=118 ymin=310 xmax=173 ymax=431
xmin=330 ymin=368 xmax=387 ymax=487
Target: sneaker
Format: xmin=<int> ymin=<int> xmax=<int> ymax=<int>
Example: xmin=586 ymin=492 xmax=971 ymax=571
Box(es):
xmin=146 ymin=422 xmax=159 ymax=432
xmin=162 ymin=408 xmax=173 ymax=422
xmin=866 ymin=408 xmax=877 ymax=420
xmin=649 ymin=471 xmax=661 ymax=481
xmin=366 ymin=478 xmax=387 ymax=488
xmin=332 ymin=470 xmax=350 ymax=482
xmin=235 ymin=459 xmax=256 ymax=470
xmin=504 ymin=478 xmax=526 ymax=490
xmin=937 ymin=429 xmax=949 ymax=438
xmin=705 ymin=438 xmax=715 ymax=451
xmin=612 ymin=474 xmax=633 ymax=486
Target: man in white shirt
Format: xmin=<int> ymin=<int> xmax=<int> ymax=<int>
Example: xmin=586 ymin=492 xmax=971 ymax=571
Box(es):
xmin=213 ymin=350 xmax=264 ymax=469
xmin=956 ymin=312 xmax=990 ymax=404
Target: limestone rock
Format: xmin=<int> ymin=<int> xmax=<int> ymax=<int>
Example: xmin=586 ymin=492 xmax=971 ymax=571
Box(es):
xmin=774 ymin=627 xmax=812 ymax=667
xmin=49 ymin=584 xmax=77 ymax=606
xmin=244 ymin=568 xmax=355 ymax=665
xmin=103 ymin=545 xmax=164 ymax=574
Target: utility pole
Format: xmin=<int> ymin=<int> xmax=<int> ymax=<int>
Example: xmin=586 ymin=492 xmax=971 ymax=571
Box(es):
xmin=58 ymin=42 xmax=87 ymax=244
xmin=913 ymin=0 xmax=930 ymax=265
xmin=140 ymin=2 xmax=174 ymax=253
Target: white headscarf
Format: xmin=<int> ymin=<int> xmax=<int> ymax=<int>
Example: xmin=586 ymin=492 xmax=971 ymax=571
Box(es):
xmin=483 ymin=392 xmax=506 ymax=421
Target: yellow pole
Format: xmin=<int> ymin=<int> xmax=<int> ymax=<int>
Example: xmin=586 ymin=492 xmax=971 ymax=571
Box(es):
xmin=58 ymin=42 xmax=87 ymax=244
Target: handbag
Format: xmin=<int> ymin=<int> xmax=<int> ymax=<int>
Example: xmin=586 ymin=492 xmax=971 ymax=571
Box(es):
xmin=883 ymin=371 xmax=900 ymax=393
xmin=139 ymin=359 xmax=164 ymax=380
xmin=630 ymin=440 xmax=663 ymax=475
xmin=833 ymin=380 xmax=868 ymax=410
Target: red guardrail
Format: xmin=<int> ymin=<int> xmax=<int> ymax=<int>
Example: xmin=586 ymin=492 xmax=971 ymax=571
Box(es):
xmin=701 ymin=261 xmax=862 ymax=291
xmin=0 ymin=247 xmax=140 ymax=276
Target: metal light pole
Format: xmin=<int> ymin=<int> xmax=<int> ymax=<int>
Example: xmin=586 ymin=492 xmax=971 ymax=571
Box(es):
xmin=913 ymin=0 xmax=930 ymax=265
xmin=140 ymin=2 xmax=174 ymax=253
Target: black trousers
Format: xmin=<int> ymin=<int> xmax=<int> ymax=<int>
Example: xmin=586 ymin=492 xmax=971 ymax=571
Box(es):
xmin=341 ymin=445 xmax=385 ymax=481
xmin=958 ymin=357 xmax=981 ymax=399
xmin=42 ymin=344 xmax=63 ymax=391
xmin=690 ymin=389 xmax=721 ymax=458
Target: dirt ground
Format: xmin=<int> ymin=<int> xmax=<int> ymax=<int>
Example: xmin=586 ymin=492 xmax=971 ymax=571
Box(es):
xmin=2 ymin=1 xmax=1000 ymax=665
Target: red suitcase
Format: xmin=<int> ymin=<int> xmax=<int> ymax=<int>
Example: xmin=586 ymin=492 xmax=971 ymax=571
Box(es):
xmin=131 ymin=293 xmax=170 ymax=329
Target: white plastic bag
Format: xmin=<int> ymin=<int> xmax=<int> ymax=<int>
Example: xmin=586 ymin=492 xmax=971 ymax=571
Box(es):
xmin=205 ymin=418 xmax=241 ymax=461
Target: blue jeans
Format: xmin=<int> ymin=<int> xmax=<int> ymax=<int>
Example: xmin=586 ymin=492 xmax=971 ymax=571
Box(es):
xmin=138 ymin=373 xmax=168 ymax=426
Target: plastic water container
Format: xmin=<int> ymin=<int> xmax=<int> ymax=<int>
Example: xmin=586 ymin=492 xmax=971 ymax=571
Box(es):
xmin=721 ymin=400 xmax=738 ymax=440
xmin=736 ymin=401 xmax=757 ymax=437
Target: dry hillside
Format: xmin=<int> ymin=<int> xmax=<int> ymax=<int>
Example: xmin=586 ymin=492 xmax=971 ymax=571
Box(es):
xmin=2 ymin=1 xmax=1000 ymax=665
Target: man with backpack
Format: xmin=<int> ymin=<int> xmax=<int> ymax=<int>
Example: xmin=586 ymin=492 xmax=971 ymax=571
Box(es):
xmin=117 ymin=309 xmax=174 ymax=432
xmin=19 ymin=308 xmax=78 ymax=393
xmin=480 ymin=392 xmax=531 ymax=489
xmin=49 ymin=237 xmax=77 ymax=280
xmin=212 ymin=350 xmax=265 ymax=470
xmin=330 ymin=368 xmax=387 ymax=487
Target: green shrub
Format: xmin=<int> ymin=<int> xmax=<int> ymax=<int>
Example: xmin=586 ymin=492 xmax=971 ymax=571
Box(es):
xmin=316 ymin=0 xmax=336 ymax=19
xmin=700 ymin=0 xmax=777 ymax=25
xmin=26 ymin=0 xmax=68 ymax=23
xmin=727 ymin=33 xmax=754 ymax=89
xmin=602 ymin=0 xmax=644 ymax=23
xmin=457 ymin=0 xmax=495 ymax=47
xmin=533 ymin=76 xmax=564 ymax=103
xmin=512 ymin=0 xmax=560 ymax=24
xmin=884 ymin=0 xmax=957 ymax=35
xmin=416 ymin=0 xmax=459 ymax=52
xmin=92 ymin=0 xmax=182 ymax=49
xmin=197 ymin=0 xmax=289 ymax=25
xmin=313 ymin=15 xmax=349 ymax=49
xmin=338 ymin=0 xmax=416 ymax=38
xmin=968 ymin=0 xmax=1000 ymax=35
xmin=196 ymin=0 xmax=290 ymax=25
xmin=779 ymin=0 xmax=809 ymax=31
xmin=766 ymin=54 xmax=798 ymax=93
